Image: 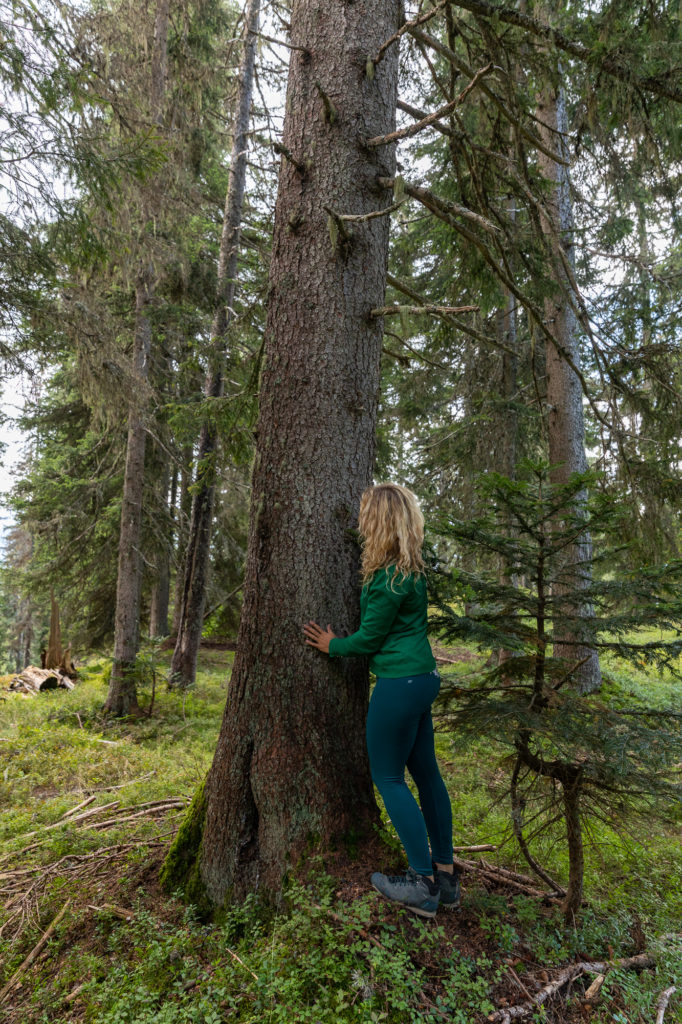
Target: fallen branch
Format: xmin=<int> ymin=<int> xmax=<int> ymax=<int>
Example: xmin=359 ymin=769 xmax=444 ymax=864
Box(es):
xmin=18 ymin=801 xmax=120 ymax=839
xmin=60 ymin=794 xmax=96 ymax=819
xmin=453 ymin=853 xmax=558 ymax=899
xmin=453 ymin=844 xmax=496 ymax=853
xmin=87 ymin=903 xmax=134 ymax=921
xmin=488 ymin=954 xmax=655 ymax=1022
xmin=655 ymin=985 xmax=677 ymax=1024
xmin=0 ymin=899 xmax=71 ymax=1004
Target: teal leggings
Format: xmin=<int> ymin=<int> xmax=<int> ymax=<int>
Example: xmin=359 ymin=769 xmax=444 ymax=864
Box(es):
xmin=366 ymin=670 xmax=453 ymax=877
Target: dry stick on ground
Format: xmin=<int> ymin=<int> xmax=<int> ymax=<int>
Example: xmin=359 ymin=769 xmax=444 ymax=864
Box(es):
xmin=0 ymin=899 xmax=71 ymax=1004
xmin=452 ymin=854 xmax=559 ymax=899
xmin=87 ymin=903 xmax=134 ymax=921
xmin=488 ymin=954 xmax=655 ymax=1023
xmin=60 ymin=794 xmax=96 ymax=819
xmin=655 ymin=986 xmax=677 ymax=1024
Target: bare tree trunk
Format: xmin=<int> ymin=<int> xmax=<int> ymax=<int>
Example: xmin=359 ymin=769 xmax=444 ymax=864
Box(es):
xmin=105 ymin=270 xmax=153 ymax=716
xmin=150 ymin=456 xmax=171 ymax=637
xmin=167 ymin=0 xmax=402 ymax=906
xmin=171 ymin=452 xmax=193 ymax=637
xmin=561 ymin=778 xmax=584 ymax=922
xmin=104 ymin=0 xmax=171 ymax=714
xmin=170 ymin=0 xmax=261 ymax=688
xmin=535 ymin=56 xmax=601 ymax=694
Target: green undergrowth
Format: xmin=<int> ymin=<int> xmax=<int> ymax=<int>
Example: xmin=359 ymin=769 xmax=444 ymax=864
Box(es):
xmin=1 ymin=645 xmax=681 ymax=1022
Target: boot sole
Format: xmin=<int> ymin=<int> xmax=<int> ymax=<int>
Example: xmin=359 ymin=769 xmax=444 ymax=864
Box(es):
xmin=371 ymin=883 xmax=438 ymax=919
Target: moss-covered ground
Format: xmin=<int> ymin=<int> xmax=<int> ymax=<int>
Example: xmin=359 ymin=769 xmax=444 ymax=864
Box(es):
xmin=0 ymin=644 xmax=680 ymax=1023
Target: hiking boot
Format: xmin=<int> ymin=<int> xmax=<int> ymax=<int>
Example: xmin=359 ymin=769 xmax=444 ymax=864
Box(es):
xmin=433 ymin=863 xmax=461 ymax=910
xmin=370 ymin=867 xmax=440 ymax=919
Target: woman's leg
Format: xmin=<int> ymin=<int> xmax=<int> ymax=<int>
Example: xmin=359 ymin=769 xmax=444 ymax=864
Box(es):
xmin=406 ymin=708 xmax=453 ymax=867
xmin=366 ymin=673 xmax=440 ymax=877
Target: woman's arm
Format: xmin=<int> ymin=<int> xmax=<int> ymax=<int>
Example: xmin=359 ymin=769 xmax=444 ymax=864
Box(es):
xmin=304 ymin=570 xmax=405 ymax=659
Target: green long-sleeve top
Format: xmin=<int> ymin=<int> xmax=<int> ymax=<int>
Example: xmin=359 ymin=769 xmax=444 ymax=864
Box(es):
xmin=328 ymin=566 xmax=436 ymax=678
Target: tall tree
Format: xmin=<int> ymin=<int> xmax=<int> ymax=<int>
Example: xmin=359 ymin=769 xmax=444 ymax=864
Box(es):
xmin=164 ymin=0 xmax=402 ymax=905
xmin=535 ymin=49 xmax=601 ymax=693
xmin=104 ymin=0 xmax=172 ymax=716
xmin=170 ymin=0 xmax=261 ymax=689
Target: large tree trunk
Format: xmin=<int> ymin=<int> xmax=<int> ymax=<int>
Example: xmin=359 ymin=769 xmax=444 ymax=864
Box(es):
xmin=535 ymin=60 xmax=601 ymax=694
xmin=105 ymin=270 xmax=153 ymax=716
xmin=186 ymin=0 xmax=401 ymax=907
xmin=104 ymin=0 xmax=171 ymax=714
xmin=170 ymin=0 xmax=260 ymax=688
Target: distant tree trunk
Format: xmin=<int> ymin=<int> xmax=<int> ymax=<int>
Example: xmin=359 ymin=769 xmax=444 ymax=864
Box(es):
xmin=105 ymin=0 xmax=171 ymax=715
xmin=168 ymin=0 xmax=401 ymax=906
xmin=150 ymin=456 xmax=171 ymax=637
xmin=170 ymin=0 xmax=260 ymax=688
xmin=105 ymin=270 xmax=153 ymax=715
xmin=535 ymin=55 xmax=601 ymax=694
xmin=171 ymin=451 xmax=193 ymax=636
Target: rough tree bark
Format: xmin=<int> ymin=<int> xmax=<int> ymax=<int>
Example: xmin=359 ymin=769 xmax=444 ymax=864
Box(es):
xmin=105 ymin=270 xmax=153 ymax=715
xmin=150 ymin=456 xmax=171 ymax=638
xmin=104 ymin=0 xmax=170 ymax=715
xmin=170 ymin=0 xmax=260 ymax=688
xmin=535 ymin=51 xmax=601 ymax=694
xmin=164 ymin=0 xmax=402 ymax=907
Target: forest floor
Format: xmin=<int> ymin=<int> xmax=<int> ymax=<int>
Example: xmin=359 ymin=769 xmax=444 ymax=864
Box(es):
xmin=0 ymin=644 xmax=680 ymax=1023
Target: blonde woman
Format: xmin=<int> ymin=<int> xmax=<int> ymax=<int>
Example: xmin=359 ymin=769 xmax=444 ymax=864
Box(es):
xmin=303 ymin=483 xmax=459 ymax=918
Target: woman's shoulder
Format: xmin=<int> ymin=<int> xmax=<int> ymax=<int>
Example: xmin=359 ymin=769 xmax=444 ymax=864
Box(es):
xmin=369 ymin=564 xmax=423 ymax=592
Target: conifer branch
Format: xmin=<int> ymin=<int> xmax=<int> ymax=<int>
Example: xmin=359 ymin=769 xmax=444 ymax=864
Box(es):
xmin=377 ymin=175 xmax=503 ymax=236
xmin=371 ymin=303 xmax=479 ymax=317
xmin=366 ymin=63 xmax=493 ymax=146
xmin=272 ymin=141 xmax=306 ymax=175
xmin=371 ymin=0 xmax=448 ymax=68
xmin=331 ymin=200 xmax=405 ymax=222
xmin=448 ymin=0 xmax=682 ymax=104
xmin=397 ymin=99 xmax=454 ymax=137
xmin=410 ymin=28 xmax=569 ymax=166
xmin=250 ymin=30 xmax=309 ymax=54
xmin=315 ymin=81 xmax=338 ymax=124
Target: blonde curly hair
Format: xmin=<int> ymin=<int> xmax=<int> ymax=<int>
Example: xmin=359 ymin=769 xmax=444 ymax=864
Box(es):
xmin=358 ymin=483 xmax=425 ymax=586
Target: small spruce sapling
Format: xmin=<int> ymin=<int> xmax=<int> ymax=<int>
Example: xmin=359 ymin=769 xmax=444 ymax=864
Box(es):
xmin=429 ymin=464 xmax=682 ymax=922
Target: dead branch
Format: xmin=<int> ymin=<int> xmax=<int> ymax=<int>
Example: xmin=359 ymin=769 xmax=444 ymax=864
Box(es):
xmin=397 ymin=98 xmax=454 ymax=137
xmin=378 ymin=174 xmax=503 ymax=235
xmin=410 ymin=27 xmax=568 ymax=166
xmin=655 ymin=986 xmax=677 ymax=1024
xmin=332 ymin=200 xmax=405 ymax=222
xmin=489 ymin=954 xmax=655 ymax=1022
xmin=0 ymin=899 xmax=71 ymax=1004
xmin=372 ymin=0 xmax=448 ymax=66
xmin=87 ymin=903 xmax=134 ymax=921
xmin=366 ymin=63 xmax=492 ymax=146
xmin=453 ymin=853 xmax=558 ymax=899
xmin=371 ymin=303 xmax=479 ymax=317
